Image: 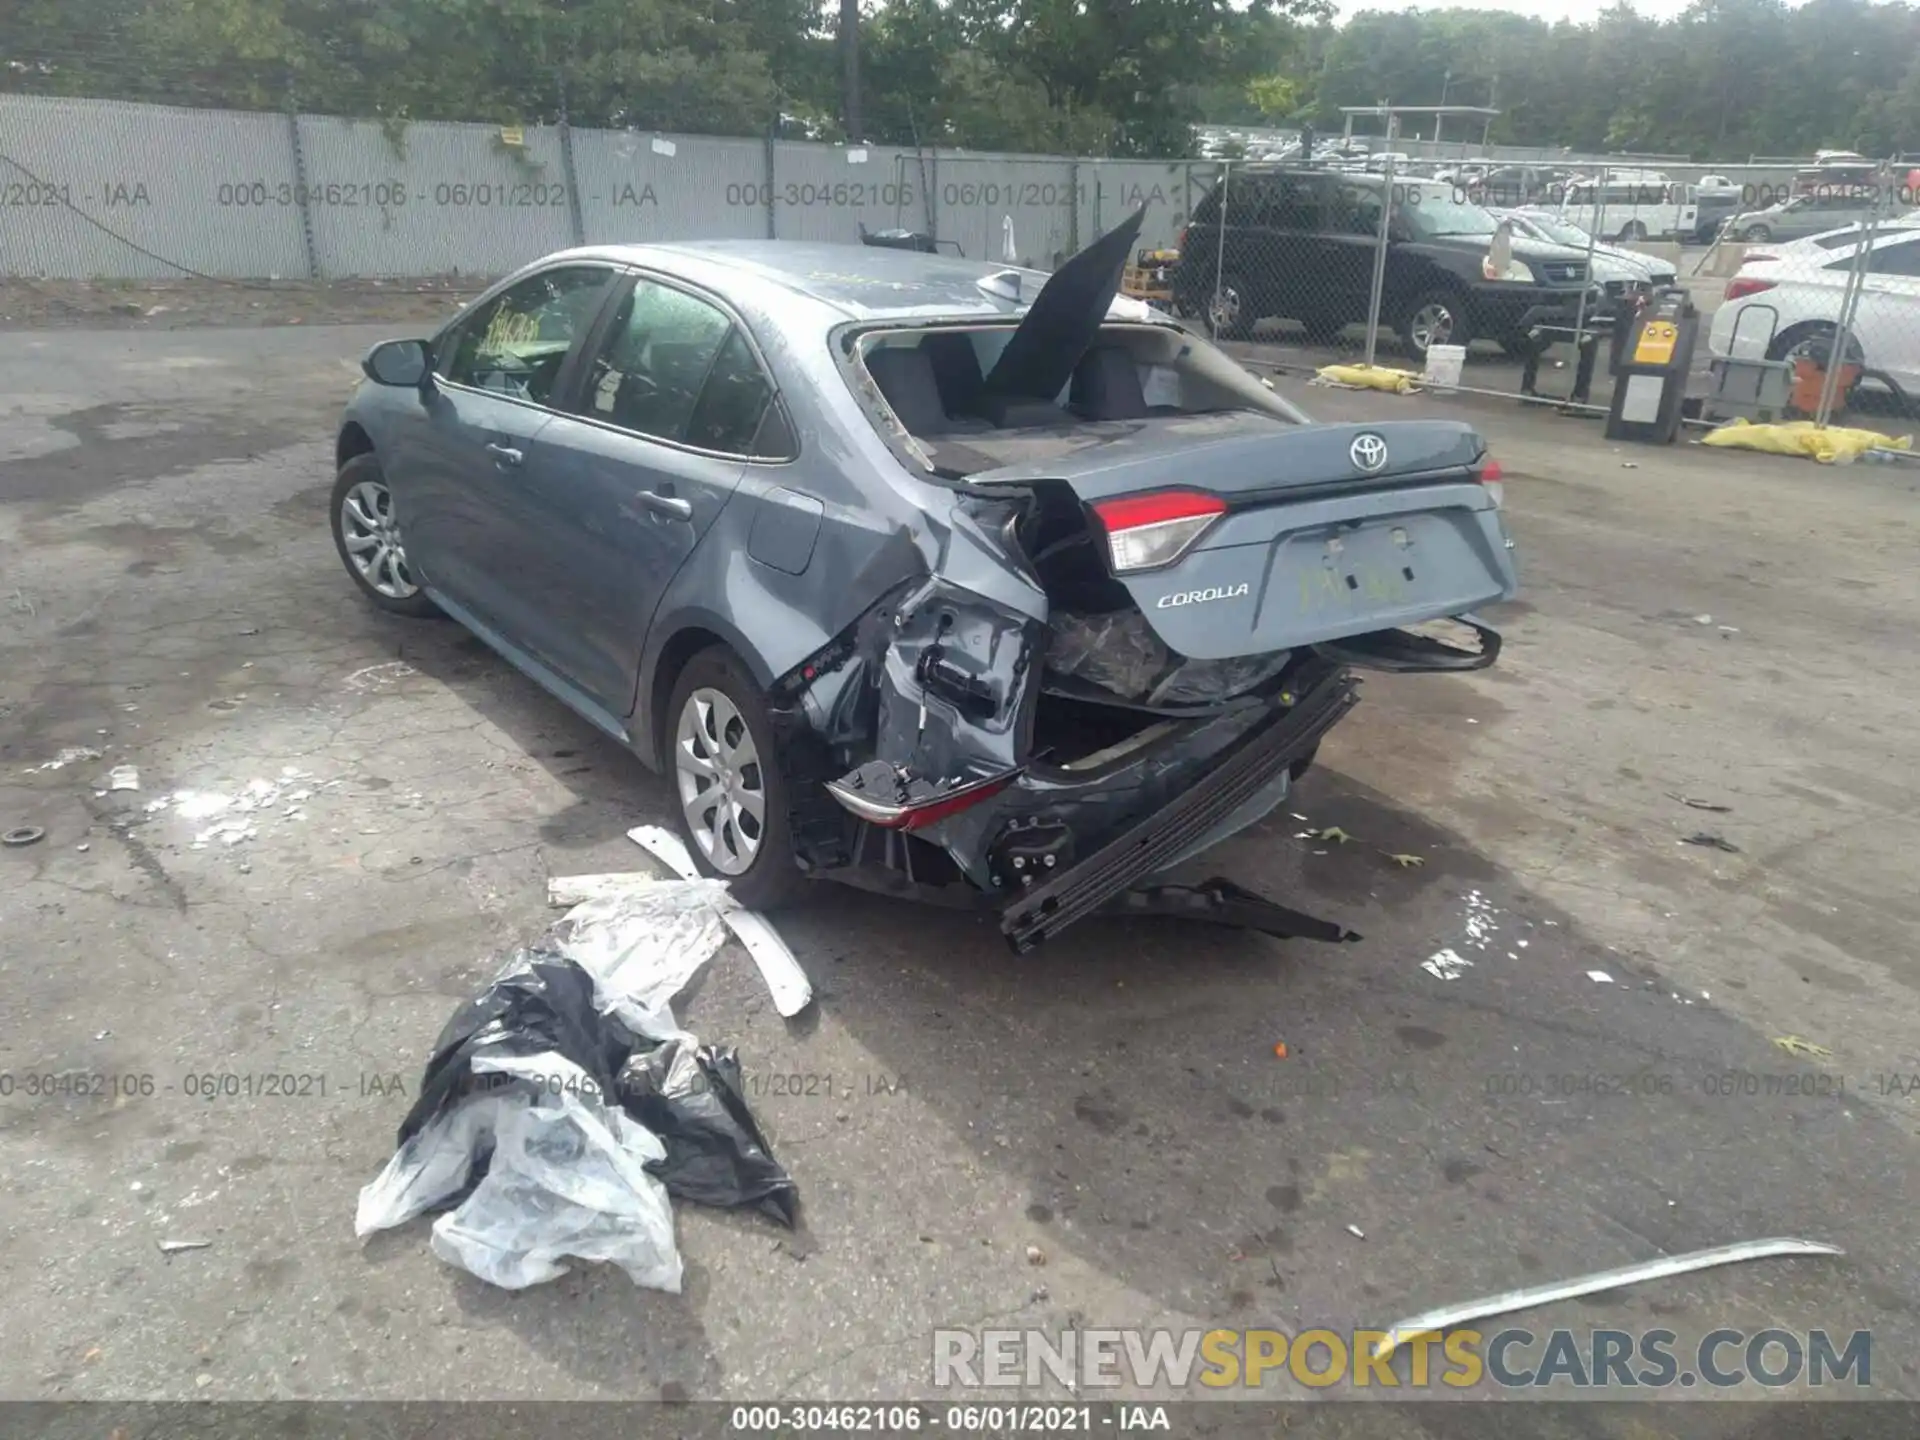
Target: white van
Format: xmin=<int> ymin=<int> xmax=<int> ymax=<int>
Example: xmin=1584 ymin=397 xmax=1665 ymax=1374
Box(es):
xmin=1557 ymin=171 xmax=1698 ymax=242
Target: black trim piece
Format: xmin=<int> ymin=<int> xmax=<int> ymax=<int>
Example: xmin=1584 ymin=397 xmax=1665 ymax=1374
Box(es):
xmin=1000 ymin=667 xmax=1360 ymax=952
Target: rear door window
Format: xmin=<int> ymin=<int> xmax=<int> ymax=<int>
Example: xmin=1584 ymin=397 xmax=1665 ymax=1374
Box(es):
xmin=578 ymin=278 xmax=733 ymax=444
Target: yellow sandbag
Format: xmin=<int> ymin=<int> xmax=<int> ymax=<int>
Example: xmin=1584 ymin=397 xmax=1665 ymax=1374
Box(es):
xmin=1700 ymin=418 xmax=1912 ymax=465
xmin=1316 ymin=363 xmax=1421 ymax=394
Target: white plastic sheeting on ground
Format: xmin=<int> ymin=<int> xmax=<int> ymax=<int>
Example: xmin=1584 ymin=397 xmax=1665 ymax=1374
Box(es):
xmin=354 ymin=874 xmax=795 ymax=1292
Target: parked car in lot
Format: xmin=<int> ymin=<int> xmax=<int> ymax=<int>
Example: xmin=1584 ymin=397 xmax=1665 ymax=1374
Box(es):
xmin=1171 ymin=167 xmax=1605 ymax=357
xmin=1556 ymin=172 xmax=1697 ymax=242
xmin=1737 ymin=214 xmax=1920 ymax=268
xmin=1710 ymin=226 xmax=1920 ymax=395
xmin=1489 ymin=207 xmax=1679 ymax=297
xmin=329 ymin=221 xmax=1520 ymax=949
xmin=1724 ymin=187 xmax=1893 ymax=244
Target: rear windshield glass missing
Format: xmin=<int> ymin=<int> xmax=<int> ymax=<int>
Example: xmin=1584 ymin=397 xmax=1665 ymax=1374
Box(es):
xmin=845 ymin=320 xmax=1305 ymax=478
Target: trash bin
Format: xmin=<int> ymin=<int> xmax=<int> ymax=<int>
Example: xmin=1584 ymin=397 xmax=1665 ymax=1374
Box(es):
xmin=1788 ymin=336 xmax=1863 ymax=415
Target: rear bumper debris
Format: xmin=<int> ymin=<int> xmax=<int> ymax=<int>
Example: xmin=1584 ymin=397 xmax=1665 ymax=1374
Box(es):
xmin=1313 ymin=614 xmax=1501 ymax=673
xmin=1100 ymin=876 xmax=1360 ymax=945
xmin=999 ymin=666 xmax=1360 ymax=952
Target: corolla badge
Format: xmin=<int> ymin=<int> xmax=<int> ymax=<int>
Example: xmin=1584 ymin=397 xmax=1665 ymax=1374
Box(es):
xmin=1349 ymin=432 xmax=1390 ymax=473
xmin=1156 ymin=584 xmax=1250 ymax=609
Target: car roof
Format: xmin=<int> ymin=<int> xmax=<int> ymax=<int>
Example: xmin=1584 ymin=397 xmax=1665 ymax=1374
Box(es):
xmin=531 ymin=239 xmax=1074 ymax=324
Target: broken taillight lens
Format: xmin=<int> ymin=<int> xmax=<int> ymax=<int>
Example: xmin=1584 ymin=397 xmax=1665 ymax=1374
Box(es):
xmin=1475 ymin=457 xmax=1505 ymax=509
xmin=1724 ymin=276 xmax=1777 ymax=301
xmin=827 ymin=769 xmax=1017 ymax=831
xmin=1091 ymin=490 xmax=1227 ymax=573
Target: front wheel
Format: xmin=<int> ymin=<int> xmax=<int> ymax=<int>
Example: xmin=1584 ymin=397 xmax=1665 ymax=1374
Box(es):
xmin=1399 ymin=288 xmax=1472 ymax=358
xmin=665 ymin=646 xmax=807 ymax=910
xmin=330 ymin=453 xmax=438 ymax=618
xmin=1740 ymin=224 xmax=1773 ymax=243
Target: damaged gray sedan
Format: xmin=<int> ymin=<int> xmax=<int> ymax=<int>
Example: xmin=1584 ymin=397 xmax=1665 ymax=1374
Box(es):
xmin=331 ymin=211 xmax=1518 ymax=951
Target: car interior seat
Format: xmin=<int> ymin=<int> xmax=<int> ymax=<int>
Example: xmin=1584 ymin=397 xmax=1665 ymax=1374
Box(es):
xmin=866 ymin=346 xmax=960 ymax=436
xmin=1069 ymin=345 xmax=1181 ymax=420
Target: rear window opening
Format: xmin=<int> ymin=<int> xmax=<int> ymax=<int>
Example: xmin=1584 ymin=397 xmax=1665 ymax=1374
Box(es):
xmin=849 ymin=321 xmax=1304 ymax=479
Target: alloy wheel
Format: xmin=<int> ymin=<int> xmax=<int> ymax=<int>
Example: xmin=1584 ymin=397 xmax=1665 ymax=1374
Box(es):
xmin=339 ymin=479 xmax=419 ymax=600
xmin=674 ymin=688 xmax=766 ymax=876
xmin=1409 ymin=301 xmax=1456 ymax=353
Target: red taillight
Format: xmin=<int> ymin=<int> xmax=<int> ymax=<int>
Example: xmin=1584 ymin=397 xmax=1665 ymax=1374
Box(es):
xmin=1475 ymin=456 xmax=1505 ymax=509
xmin=1725 ymin=276 xmax=1777 ymax=301
xmin=1091 ymin=490 xmax=1227 ymax=573
xmin=827 ymin=770 xmax=1016 ymax=830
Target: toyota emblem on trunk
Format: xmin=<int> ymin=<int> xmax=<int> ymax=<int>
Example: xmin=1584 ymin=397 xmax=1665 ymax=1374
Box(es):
xmin=1350 ymin=433 xmax=1389 ymax=473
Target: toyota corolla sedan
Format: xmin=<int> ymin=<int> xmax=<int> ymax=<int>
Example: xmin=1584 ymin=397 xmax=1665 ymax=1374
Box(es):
xmin=331 ymin=212 xmax=1519 ymax=950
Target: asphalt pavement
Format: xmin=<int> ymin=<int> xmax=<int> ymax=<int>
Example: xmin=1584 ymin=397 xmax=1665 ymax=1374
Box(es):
xmin=2 ymin=321 xmax=1918 ymax=1433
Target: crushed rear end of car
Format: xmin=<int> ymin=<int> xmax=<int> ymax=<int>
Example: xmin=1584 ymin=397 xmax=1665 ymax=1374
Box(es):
xmin=766 ymin=210 xmax=1519 ymax=949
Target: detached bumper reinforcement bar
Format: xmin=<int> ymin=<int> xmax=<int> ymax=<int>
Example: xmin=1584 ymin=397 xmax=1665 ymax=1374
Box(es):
xmin=1000 ymin=669 xmax=1361 ymax=953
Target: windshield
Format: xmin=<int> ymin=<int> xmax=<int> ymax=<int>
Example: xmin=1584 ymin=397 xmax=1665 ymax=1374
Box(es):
xmin=1396 ymin=183 xmax=1500 ymax=239
xmin=1525 ymin=214 xmax=1596 ymax=248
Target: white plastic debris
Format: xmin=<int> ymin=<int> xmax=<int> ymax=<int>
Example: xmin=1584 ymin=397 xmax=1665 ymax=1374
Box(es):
xmin=627 ymin=826 xmax=814 ymax=1018
xmin=1422 ymin=948 xmax=1473 ymax=981
xmin=1371 ymin=1238 xmax=1843 ymax=1361
xmin=27 ymin=746 xmax=102 ymax=773
xmin=1587 ymin=970 xmax=1615 ymax=984
xmin=355 ymin=1053 xmax=682 ymax=1293
xmin=108 ymin=765 xmax=140 ymax=792
xmin=549 ymin=883 xmax=736 ymax=1040
xmin=1347 ymin=1224 xmax=1367 ymax=1240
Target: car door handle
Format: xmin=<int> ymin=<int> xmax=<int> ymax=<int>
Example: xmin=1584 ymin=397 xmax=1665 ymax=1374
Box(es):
xmin=637 ymin=490 xmax=693 ymax=521
xmin=485 ymin=442 xmax=524 ymax=466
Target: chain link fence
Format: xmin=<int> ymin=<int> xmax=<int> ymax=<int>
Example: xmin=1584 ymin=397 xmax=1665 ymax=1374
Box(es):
xmin=1705 ymin=161 xmax=1920 ymax=433
xmin=1171 ymin=159 xmax=1722 ymax=405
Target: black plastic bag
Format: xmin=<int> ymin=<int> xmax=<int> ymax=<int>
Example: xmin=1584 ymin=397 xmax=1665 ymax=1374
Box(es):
xmin=394 ymin=948 xmax=798 ymax=1226
xmin=621 ymin=1040 xmax=800 ymax=1227
xmin=396 ymin=947 xmax=638 ymax=1148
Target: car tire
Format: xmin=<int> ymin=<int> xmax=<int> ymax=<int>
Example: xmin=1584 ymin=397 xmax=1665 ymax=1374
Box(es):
xmin=1618 ymin=220 xmax=1649 ymax=242
xmin=1207 ymin=274 xmax=1256 ymax=340
xmin=1398 ymin=288 xmax=1472 ymax=357
xmin=1741 ymin=224 xmax=1772 ymax=243
xmin=1499 ymin=332 xmax=1549 ymax=359
xmin=664 ymin=645 xmax=808 ymax=911
xmin=330 ymin=452 xmax=439 ymax=618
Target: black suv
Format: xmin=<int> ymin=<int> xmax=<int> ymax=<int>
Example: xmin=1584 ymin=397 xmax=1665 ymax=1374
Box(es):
xmin=1172 ymin=167 xmax=1605 ymax=358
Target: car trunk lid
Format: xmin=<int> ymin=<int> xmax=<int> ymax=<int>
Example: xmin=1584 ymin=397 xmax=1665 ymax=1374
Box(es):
xmin=971 ymin=414 xmax=1517 ymax=661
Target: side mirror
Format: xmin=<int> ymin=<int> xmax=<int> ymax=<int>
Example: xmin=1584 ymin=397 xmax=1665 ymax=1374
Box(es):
xmin=363 ymin=339 xmax=432 ymax=388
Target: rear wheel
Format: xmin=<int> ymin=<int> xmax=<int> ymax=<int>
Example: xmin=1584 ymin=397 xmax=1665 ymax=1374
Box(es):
xmin=1207 ymin=274 xmax=1255 ymax=340
xmin=1399 ymin=288 xmax=1471 ymax=358
xmin=666 ymin=646 xmax=807 ymax=910
xmin=1740 ymin=223 xmax=1773 ymax=243
xmin=1617 ymin=220 xmax=1649 ymax=242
